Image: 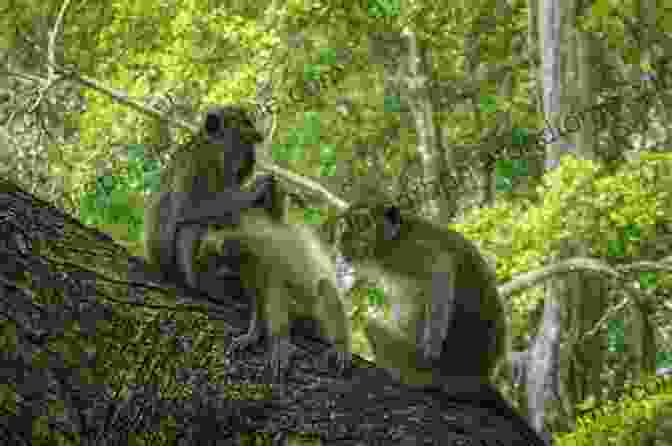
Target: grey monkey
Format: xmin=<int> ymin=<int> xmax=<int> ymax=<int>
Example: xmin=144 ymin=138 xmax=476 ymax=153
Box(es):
xmin=144 ymin=105 xmax=272 ymax=290
xmin=336 ymin=203 xmax=506 ymax=381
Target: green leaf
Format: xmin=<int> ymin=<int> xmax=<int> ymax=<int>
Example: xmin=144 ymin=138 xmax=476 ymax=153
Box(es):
xmin=368 ymin=0 xmax=400 ymax=18
xmin=126 ymin=143 xmax=147 ymax=161
xmin=303 ymin=64 xmax=322 ymax=82
xmin=368 ymin=287 xmax=386 ymax=307
xmin=479 ymin=95 xmax=498 ymax=113
xmin=607 ymin=238 xmax=625 ymax=257
xmin=622 ymin=223 xmax=641 ymax=242
xmin=607 ymin=318 xmax=625 ymax=353
xmin=384 ymin=94 xmax=402 ymax=113
xmin=303 ymin=207 xmax=323 ymax=225
xmin=590 ymin=0 xmax=611 ymax=19
xmin=318 ymin=47 xmax=337 ymax=66
xmin=638 ymin=272 xmax=657 ymax=289
xmin=320 ymin=162 xmax=337 ymax=177
xmin=511 ymin=127 xmax=529 ymax=146
xmin=320 ymin=144 xmax=336 ymax=162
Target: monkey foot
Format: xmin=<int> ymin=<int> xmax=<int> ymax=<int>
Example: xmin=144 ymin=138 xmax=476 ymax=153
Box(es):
xmin=269 ymin=336 xmax=297 ymax=381
xmin=252 ymin=174 xmax=276 ymax=210
xmin=227 ymin=329 xmax=263 ymax=358
xmin=321 ymin=346 xmax=352 ymax=376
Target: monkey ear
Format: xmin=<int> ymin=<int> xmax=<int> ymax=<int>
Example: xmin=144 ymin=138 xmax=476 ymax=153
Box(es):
xmin=204 ymin=110 xmax=221 ymax=136
xmin=382 ymin=206 xmax=402 ymax=241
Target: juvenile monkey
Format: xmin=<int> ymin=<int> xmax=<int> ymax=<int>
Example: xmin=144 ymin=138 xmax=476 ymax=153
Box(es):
xmin=335 ymin=203 xmax=506 ymax=381
xmin=197 ymin=208 xmax=351 ymax=379
xmin=144 ymin=105 xmax=273 ymax=290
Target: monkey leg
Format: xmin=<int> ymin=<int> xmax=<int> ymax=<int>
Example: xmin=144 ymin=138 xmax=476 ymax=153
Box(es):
xmin=175 ymin=223 xmax=209 ymax=290
xmin=365 ymin=318 xmax=435 ymax=387
xmin=313 ymin=279 xmax=352 ymax=374
xmin=146 ymin=191 xmax=179 ymax=273
xmin=177 ymin=185 xmax=274 ymax=227
xmin=419 ymin=252 xmax=457 ymax=363
xmin=226 ymin=295 xmax=266 ymax=357
xmin=264 ymin=279 xmax=296 ymax=381
xmin=226 ymin=260 xmax=271 ymax=357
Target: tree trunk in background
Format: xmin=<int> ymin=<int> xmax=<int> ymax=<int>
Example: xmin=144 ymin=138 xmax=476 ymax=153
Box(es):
xmin=398 ymin=26 xmax=449 ymax=221
xmin=627 ymin=290 xmax=658 ymax=381
xmin=574 ymin=28 xmax=599 ymax=159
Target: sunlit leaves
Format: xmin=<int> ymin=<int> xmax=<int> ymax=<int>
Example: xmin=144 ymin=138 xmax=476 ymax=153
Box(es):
xmin=367 ymin=0 xmax=401 ymax=18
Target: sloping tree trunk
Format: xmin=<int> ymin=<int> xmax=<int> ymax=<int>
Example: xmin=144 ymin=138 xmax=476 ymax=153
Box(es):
xmin=0 ymin=178 xmax=549 ymax=446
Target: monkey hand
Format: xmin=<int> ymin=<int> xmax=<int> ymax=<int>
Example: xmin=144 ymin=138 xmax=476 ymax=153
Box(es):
xmin=227 ymin=325 xmax=264 ymax=358
xmin=321 ymin=344 xmax=352 ymax=376
xmin=251 ymin=174 xmax=277 ymax=210
xmin=323 ymin=342 xmax=352 ymax=376
xmin=269 ymin=335 xmax=297 ymax=381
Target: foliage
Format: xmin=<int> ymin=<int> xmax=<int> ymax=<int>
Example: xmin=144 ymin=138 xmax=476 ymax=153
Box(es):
xmin=78 ymin=144 xmax=159 ymax=255
xmin=450 ymin=152 xmax=672 ymax=339
xmin=555 ymin=374 xmax=672 ymax=446
xmin=2 ymin=0 xmax=672 ymax=442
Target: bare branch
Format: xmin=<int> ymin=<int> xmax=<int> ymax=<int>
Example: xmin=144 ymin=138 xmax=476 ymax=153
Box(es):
xmin=27 ymin=0 xmax=73 ymax=114
xmin=500 ymin=255 xmax=672 ymax=299
xmin=48 ymin=0 xmax=72 ymax=81
xmin=498 ymin=257 xmax=619 ymax=298
xmin=10 ymin=61 xmax=350 ymax=211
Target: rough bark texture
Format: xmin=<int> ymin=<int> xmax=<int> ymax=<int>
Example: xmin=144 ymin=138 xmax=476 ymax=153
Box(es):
xmin=0 ymin=178 xmax=544 ymax=445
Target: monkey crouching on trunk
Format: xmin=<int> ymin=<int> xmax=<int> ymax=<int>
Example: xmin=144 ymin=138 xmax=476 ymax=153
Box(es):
xmin=335 ymin=203 xmax=506 ymax=382
xmin=197 ymin=208 xmax=351 ymax=379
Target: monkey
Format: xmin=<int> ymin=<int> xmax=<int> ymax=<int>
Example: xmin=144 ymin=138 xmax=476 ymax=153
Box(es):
xmin=144 ymin=105 xmax=276 ymax=291
xmin=334 ymin=204 xmax=550 ymax=445
xmin=196 ymin=207 xmax=351 ymax=380
xmin=334 ymin=203 xmax=506 ymax=382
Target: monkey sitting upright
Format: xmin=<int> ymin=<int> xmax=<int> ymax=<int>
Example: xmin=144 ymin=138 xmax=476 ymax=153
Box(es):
xmin=334 ymin=203 xmax=506 ymax=382
xmin=144 ymin=105 xmax=273 ymax=291
xmin=197 ymin=207 xmax=351 ymax=380
xmin=336 ymin=205 xmax=552 ymax=445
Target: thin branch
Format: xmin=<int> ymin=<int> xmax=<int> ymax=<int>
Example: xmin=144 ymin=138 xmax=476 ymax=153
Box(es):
xmin=498 ymin=256 xmax=619 ymax=298
xmin=36 ymin=64 xmax=352 ymax=210
xmin=28 ymin=0 xmax=73 ymax=114
xmin=48 ymin=0 xmax=72 ymax=81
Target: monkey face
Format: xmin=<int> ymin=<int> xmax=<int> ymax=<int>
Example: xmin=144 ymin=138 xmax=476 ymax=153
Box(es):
xmin=337 ymin=204 xmax=402 ymax=261
xmin=203 ymin=106 xmax=263 ymax=185
xmin=204 ymin=106 xmax=263 ymax=145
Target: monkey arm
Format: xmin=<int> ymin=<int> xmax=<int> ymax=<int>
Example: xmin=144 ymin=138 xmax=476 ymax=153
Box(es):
xmin=177 ymin=176 xmax=277 ymax=227
xmin=175 ymin=223 xmax=209 ymax=290
xmin=264 ymin=278 xmax=297 ymax=379
xmin=420 ymin=252 xmax=457 ymax=363
xmin=144 ymin=191 xmax=178 ymax=272
xmin=315 ymin=278 xmax=352 ymax=373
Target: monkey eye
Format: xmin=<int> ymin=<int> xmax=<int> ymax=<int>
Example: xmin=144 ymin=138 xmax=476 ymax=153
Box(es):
xmin=204 ymin=114 xmax=221 ymax=135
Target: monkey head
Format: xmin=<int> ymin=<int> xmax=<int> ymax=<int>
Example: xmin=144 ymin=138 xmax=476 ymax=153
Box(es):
xmin=336 ymin=203 xmax=403 ymax=262
xmin=202 ymin=106 xmax=263 ymax=185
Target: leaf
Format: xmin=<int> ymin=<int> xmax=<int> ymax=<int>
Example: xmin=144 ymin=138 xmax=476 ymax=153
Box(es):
xmin=638 ymin=272 xmax=657 ymax=290
xmin=511 ymin=127 xmax=529 ymax=146
xmin=478 ymin=95 xmax=498 ymax=113
xmin=368 ymin=287 xmax=386 ymax=307
xmin=384 ymin=94 xmax=402 ymax=113
xmin=303 ymin=207 xmax=323 ymax=225
xmin=590 ymin=0 xmax=611 ymax=19
xmin=318 ymin=47 xmax=337 ymax=66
